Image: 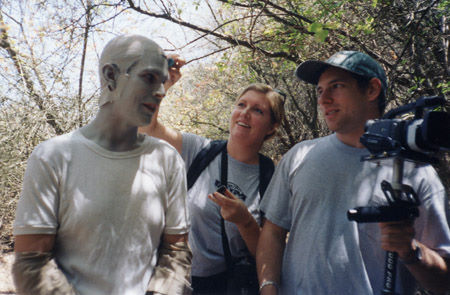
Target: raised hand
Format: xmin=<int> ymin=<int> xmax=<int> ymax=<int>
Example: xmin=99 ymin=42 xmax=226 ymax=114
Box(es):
xmin=165 ymin=54 xmax=186 ymax=91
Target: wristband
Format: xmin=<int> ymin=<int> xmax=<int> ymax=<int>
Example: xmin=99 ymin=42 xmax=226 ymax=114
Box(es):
xmin=259 ymin=280 xmax=279 ymax=292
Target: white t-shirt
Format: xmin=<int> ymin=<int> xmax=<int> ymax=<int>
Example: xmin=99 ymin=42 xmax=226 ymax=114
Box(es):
xmin=14 ymin=130 xmax=190 ymax=295
xmin=261 ymin=134 xmax=450 ymax=295
xmin=181 ymin=133 xmax=261 ymax=277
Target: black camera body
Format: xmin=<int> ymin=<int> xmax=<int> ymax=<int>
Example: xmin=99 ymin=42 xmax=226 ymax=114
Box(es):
xmin=348 ymin=96 xmax=449 ymax=223
xmin=360 ymin=96 xmax=450 ymax=164
xmin=348 ymin=96 xmax=449 ymax=295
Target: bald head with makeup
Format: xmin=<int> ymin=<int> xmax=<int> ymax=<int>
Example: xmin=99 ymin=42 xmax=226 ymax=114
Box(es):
xmin=73 ymin=34 xmax=174 ymax=151
xmin=98 ymin=35 xmax=169 ymax=108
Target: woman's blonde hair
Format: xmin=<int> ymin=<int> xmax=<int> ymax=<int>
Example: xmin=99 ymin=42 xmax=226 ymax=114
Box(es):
xmin=236 ymin=83 xmax=286 ymax=140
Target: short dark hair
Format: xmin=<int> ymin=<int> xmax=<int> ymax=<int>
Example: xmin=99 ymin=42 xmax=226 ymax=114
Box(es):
xmin=351 ymin=73 xmax=386 ymax=114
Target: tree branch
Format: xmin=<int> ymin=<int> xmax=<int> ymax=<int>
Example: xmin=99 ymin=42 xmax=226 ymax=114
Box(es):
xmin=125 ymin=0 xmax=298 ymax=62
xmin=77 ymin=1 xmax=94 ymax=127
xmin=0 ymin=12 xmax=64 ymax=135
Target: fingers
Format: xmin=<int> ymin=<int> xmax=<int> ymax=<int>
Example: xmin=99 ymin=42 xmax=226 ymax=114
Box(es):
xmin=208 ymin=188 xmax=240 ymax=208
xmin=208 ymin=189 xmax=249 ymax=224
xmin=208 ymin=191 xmax=233 ymax=207
xmin=219 ymin=187 xmax=238 ymax=200
xmin=379 ymin=220 xmax=415 ymax=238
xmin=379 ymin=220 xmax=416 ymax=256
xmin=208 ymin=192 xmax=222 ymax=206
xmin=164 ymin=55 xmax=185 ymax=91
xmin=167 ymin=54 xmax=186 ymax=69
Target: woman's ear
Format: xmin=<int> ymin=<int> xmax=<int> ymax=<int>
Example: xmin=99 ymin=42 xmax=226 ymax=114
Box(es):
xmin=367 ymin=78 xmax=382 ymax=102
xmin=264 ymin=122 xmax=280 ymax=141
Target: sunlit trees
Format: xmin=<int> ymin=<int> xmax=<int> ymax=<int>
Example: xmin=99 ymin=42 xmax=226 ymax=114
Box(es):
xmin=123 ymin=0 xmax=449 ymax=179
xmin=0 ymin=0 xmax=448 ymax=252
xmin=0 ymin=1 xmax=114 ymax=251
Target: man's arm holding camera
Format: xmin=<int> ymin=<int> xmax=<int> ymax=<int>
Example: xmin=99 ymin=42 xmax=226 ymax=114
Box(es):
xmin=380 ymin=220 xmax=450 ymax=294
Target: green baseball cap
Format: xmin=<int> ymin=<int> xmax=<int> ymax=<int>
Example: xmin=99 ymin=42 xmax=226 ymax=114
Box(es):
xmin=295 ymin=51 xmax=387 ymax=95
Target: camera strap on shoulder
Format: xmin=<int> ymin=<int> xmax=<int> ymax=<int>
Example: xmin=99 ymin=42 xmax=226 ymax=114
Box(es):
xmin=220 ymin=148 xmax=233 ymax=270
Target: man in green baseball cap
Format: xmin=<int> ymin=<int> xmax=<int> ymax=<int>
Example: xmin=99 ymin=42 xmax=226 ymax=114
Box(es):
xmin=256 ymin=51 xmax=450 ymax=295
xmin=295 ymin=50 xmax=387 ymax=114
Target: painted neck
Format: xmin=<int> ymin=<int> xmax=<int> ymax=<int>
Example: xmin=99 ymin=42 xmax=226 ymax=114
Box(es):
xmin=81 ymin=111 xmax=142 ymax=152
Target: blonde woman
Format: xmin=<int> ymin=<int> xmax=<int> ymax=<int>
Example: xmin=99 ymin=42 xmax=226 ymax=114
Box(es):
xmin=140 ymin=57 xmax=285 ymax=295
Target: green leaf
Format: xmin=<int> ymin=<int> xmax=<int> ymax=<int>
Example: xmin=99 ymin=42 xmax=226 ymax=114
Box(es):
xmin=309 ymin=22 xmax=322 ymax=33
xmin=315 ymin=29 xmax=329 ymax=42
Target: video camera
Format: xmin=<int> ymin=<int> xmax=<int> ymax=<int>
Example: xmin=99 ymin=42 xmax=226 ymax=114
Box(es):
xmin=348 ymin=96 xmax=449 ymax=223
xmin=359 ymin=95 xmax=450 ymax=164
xmin=347 ymin=96 xmax=449 ymax=295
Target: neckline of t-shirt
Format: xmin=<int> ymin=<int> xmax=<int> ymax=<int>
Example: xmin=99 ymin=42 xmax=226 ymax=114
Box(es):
xmin=227 ymin=153 xmax=259 ymax=171
xmin=329 ymin=133 xmax=369 ymax=156
xmin=73 ymin=129 xmax=151 ymax=159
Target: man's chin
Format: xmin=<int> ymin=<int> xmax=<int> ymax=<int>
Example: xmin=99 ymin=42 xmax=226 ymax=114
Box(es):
xmin=138 ymin=114 xmax=154 ymax=126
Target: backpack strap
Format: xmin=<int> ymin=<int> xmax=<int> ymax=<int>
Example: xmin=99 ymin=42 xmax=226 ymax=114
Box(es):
xmin=258 ymin=154 xmax=274 ymax=198
xmin=187 ymin=140 xmax=227 ymax=190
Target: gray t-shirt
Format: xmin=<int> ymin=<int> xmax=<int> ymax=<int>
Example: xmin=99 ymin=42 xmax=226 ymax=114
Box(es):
xmin=182 ymin=133 xmax=261 ymax=277
xmin=261 ymin=133 xmax=450 ymax=295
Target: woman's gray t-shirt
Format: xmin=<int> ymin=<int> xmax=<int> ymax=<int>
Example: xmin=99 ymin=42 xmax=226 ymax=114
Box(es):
xmin=182 ymin=132 xmax=262 ymax=277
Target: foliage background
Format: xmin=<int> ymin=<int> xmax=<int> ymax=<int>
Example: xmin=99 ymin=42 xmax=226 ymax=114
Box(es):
xmin=0 ymin=0 xmax=449 ymax=254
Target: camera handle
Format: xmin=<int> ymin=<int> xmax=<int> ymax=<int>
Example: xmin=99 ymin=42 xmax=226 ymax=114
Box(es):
xmin=381 ymin=158 xmax=404 ymax=295
xmin=348 ymin=158 xmax=420 ymax=295
xmin=380 ymin=158 xmax=421 ymax=295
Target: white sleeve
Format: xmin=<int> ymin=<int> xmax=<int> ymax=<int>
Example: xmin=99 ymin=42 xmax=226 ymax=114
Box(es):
xmin=13 ymin=144 xmax=60 ymax=235
xmin=414 ymin=166 xmax=450 ymax=258
xmin=180 ymin=132 xmax=210 ymax=169
xmin=163 ymin=151 xmax=190 ymax=235
xmin=259 ymin=151 xmax=293 ymax=231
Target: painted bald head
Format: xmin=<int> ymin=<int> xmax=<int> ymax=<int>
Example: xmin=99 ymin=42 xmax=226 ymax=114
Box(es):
xmin=98 ymin=35 xmax=168 ymax=106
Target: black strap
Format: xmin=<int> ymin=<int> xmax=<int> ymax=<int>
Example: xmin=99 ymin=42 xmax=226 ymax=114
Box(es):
xmin=258 ymin=154 xmax=274 ymax=197
xmin=220 ymin=149 xmax=275 ymax=270
xmin=187 ymin=140 xmax=227 ymax=190
xmin=220 ymin=149 xmax=233 ymax=270
xmin=220 ymin=146 xmax=228 ymax=186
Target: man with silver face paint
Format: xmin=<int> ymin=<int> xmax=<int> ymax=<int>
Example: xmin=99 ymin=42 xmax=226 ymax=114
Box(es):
xmin=12 ymin=35 xmax=192 ymax=295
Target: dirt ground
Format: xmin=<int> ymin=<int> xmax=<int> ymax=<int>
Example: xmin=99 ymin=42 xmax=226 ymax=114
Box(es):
xmin=0 ymin=252 xmax=15 ymax=294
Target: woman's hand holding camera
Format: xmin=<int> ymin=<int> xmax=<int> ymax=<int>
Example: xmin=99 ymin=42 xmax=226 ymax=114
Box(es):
xmin=208 ymin=187 xmax=253 ymax=227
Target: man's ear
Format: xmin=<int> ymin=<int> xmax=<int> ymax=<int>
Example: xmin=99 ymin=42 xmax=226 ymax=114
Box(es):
xmin=102 ymin=64 xmax=120 ymax=91
xmin=367 ymin=78 xmax=382 ymax=102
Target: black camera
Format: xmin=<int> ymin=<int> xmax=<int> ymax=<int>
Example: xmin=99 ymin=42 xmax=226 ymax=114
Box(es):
xmin=360 ymin=96 xmax=450 ymax=164
xmin=348 ymin=96 xmax=449 ymax=295
xmin=349 ymin=96 xmax=449 ymax=223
